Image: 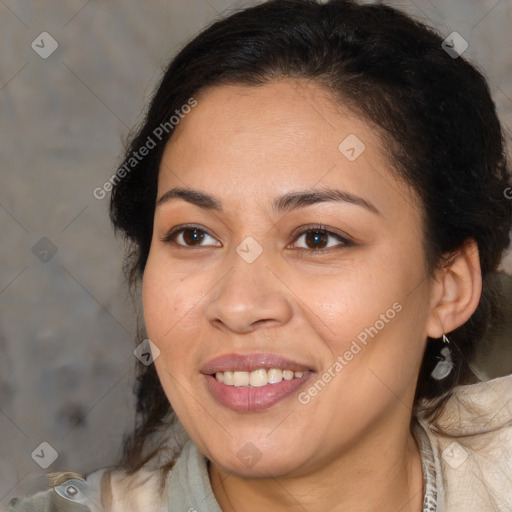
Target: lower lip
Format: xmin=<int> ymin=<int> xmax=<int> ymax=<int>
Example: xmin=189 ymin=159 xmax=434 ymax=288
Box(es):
xmin=204 ymin=373 xmax=313 ymax=412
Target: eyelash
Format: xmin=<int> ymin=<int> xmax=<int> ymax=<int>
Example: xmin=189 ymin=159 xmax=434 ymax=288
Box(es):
xmin=160 ymin=224 xmax=354 ymax=252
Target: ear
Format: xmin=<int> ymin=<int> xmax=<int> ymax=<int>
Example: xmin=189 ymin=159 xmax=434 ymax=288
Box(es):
xmin=425 ymin=238 xmax=482 ymax=339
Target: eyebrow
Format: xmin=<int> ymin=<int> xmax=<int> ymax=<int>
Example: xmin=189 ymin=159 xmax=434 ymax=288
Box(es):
xmin=156 ymin=186 xmax=380 ymax=215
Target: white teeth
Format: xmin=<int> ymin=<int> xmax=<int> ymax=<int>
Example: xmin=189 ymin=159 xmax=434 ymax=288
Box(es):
xmin=214 ymin=368 xmax=306 ymax=387
xmin=249 ymin=369 xmax=268 ymax=387
xmin=233 ymin=371 xmax=250 ymax=387
xmin=267 ymin=368 xmax=283 ymax=384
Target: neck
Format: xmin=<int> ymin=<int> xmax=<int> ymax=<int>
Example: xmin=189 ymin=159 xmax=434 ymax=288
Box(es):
xmin=208 ymin=420 xmax=424 ymax=512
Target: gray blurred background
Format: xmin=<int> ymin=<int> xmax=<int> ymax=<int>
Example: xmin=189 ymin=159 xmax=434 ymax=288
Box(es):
xmin=1 ymin=0 xmax=511 ymax=505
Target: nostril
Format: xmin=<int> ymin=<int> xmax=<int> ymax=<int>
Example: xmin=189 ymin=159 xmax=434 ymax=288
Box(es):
xmin=8 ymin=496 xmax=19 ymax=506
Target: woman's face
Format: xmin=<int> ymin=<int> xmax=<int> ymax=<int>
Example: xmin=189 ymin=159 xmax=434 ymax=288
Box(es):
xmin=142 ymin=80 xmax=436 ymax=477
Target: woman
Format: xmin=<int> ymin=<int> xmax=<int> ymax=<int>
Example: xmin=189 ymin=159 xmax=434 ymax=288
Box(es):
xmin=6 ymin=0 xmax=512 ymax=511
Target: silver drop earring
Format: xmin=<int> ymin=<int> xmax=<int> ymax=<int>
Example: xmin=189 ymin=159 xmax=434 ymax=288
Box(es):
xmin=430 ymin=333 xmax=453 ymax=380
xmin=431 ymin=334 xmax=453 ymax=380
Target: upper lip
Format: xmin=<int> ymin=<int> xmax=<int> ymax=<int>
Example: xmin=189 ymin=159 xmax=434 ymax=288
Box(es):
xmin=200 ymin=352 xmax=314 ymax=375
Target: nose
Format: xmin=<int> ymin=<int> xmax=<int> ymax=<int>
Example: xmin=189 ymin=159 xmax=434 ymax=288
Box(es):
xmin=204 ymin=247 xmax=293 ymax=334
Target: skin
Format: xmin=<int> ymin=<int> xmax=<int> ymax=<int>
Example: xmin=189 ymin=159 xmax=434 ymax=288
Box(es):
xmin=142 ymin=80 xmax=482 ymax=512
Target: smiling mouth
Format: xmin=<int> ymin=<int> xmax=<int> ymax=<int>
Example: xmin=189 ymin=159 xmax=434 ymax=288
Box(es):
xmin=204 ymin=370 xmax=313 ymax=412
xmin=201 ymin=352 xmax=315 ymax=410
xmin=213 ymin=368 xmax=308 ymax=387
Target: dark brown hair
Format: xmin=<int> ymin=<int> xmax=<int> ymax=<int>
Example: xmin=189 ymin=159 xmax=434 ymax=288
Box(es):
xmin=109 ymin=0 xmax=512 ymax=477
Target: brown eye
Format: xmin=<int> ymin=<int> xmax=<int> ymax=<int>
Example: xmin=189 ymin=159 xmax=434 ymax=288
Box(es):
xmin=161 ymin=225 xmax=221 ymax=247
xmin=291 ymin=227 xmax=352 ymax=251
xmin=304 ymin=230 xmax=329 ymax=249
xmin=181 ymin=228 xmax=206 ymax=246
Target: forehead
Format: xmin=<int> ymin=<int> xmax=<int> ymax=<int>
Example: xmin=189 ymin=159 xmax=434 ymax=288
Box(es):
xmin=158 ymin=80 xmax=421 ymax=222
xmin=168 ymin=80 xmax=366 ymax=162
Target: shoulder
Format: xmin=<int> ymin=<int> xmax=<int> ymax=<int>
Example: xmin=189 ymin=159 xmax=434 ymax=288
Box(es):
xmin=89 ymin=466 xmax=169 ymax=512
xmin=418 ymin=373 xmax=512 ymax=511
xmin=3 ymin=467 xmax=169 ymax=512
xmin=3 ymin=425 xmax=191 ymax=512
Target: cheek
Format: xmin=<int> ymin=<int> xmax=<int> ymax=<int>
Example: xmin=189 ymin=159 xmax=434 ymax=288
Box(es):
xmin=308 ymin=265 xmax=397 ymax=343
xmin=141 ymin=252 xmax=203 ymax=358
xmin=307 ymin=258 xmax=427 ymax=394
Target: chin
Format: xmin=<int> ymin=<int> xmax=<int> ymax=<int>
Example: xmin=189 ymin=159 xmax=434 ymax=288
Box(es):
xmin=201 ymin=434 xmax=311 ymax=478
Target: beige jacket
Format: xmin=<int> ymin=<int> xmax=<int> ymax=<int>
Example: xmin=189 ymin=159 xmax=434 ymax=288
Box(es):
xmin=419 ymin=373 xmax=512 ymax=511
xmin=4 ymin=373 xmax=512 ymax=511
